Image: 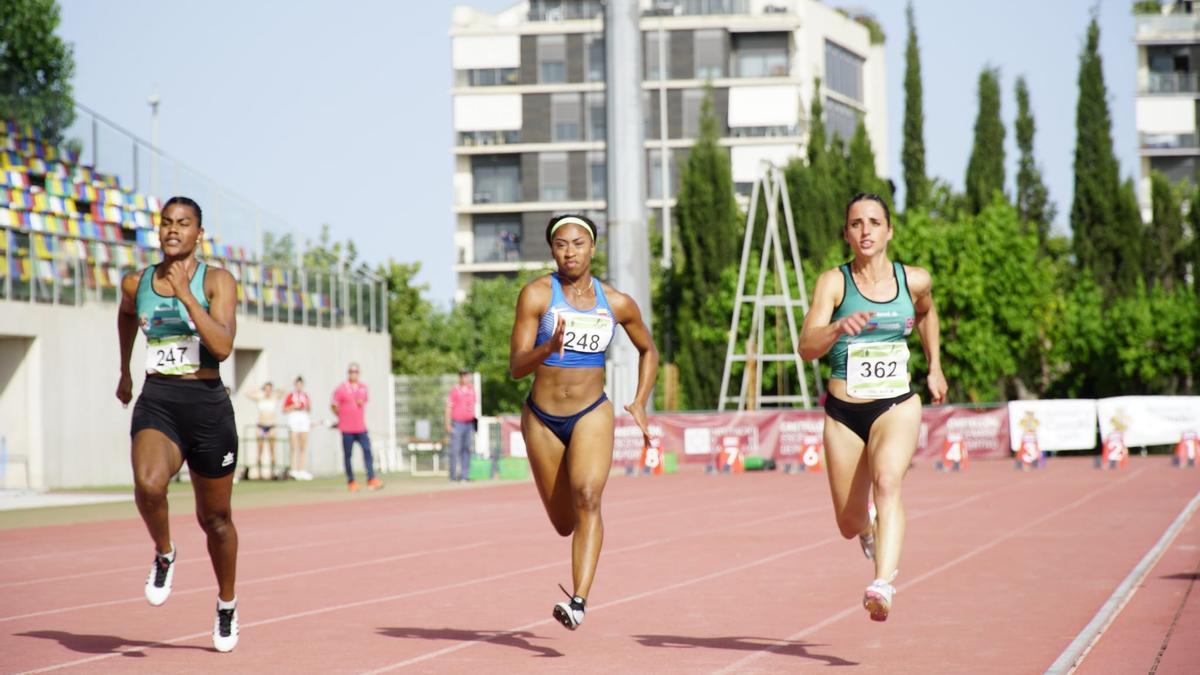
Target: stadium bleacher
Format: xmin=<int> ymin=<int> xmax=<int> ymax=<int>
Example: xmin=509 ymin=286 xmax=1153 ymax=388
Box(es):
xmin=0 ymin=120 xmax=374 ymax=330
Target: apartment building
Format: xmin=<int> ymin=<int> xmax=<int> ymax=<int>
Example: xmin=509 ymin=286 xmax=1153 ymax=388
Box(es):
xmin=450 ymin=0 xmax=886 ymax=299
xmin=1135 ymin=0 xmax=1200 ymax=217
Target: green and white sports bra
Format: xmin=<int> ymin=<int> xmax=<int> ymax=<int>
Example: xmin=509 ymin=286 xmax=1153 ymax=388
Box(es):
xmin=136 ymin=263 xmax=219 ymax=375
xmin=828 ymin=261 xmax=915 ymax=399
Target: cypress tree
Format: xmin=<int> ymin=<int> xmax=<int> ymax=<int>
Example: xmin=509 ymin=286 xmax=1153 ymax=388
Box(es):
xmin=1071 ymin=14 xmax=1134 ymax=294
xmin=901 ymin=0 xmax=928 ymax=211
xmin=848 ymin=120 xmax=891 ymax=208
xmin=1014 ymin=76 xmax=1055 ymax=247
xmin=1147 ymin=172 xmax=1184 ymax=289
xmin=965 ymin=66 xmax=1006 ymax=214
xmin=787 ymin=79 xmax=842 ymax=262
xmin=673 ymin=86 xmax=741 ymax=408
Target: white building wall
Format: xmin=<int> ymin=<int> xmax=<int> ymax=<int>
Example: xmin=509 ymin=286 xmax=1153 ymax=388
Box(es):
xmin=0 ymin=300 xmax=390 ymax=488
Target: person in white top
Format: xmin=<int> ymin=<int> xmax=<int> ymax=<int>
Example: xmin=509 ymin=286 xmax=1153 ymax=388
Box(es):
xmin=283 ymin=376 xmax=313 ymax=480
xmin=245 ymin=382 xmax=281 ymax=480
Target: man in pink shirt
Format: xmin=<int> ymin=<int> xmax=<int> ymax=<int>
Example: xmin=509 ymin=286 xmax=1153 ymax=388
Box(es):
xmin=445 ymin=368 xmax=477 ymax=482
xmin=331 ymin=362 xmax=381 ymax=491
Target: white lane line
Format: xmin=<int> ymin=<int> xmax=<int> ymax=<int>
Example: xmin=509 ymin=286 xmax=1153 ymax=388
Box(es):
xmin=15 ymin=500 xmax=819 ymax=674
xmin=358 ymin=476 xmax=1037 ymax=673
xmin=715 ymin=469 xmax=1146 ymax=674
xmin=1045 ymin=487 xmax=1200 ymax=675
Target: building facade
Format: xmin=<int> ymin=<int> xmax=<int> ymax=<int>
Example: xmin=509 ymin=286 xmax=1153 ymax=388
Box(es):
xmin=1135 ymin=0 xmax=1200 ymax=217
xmin=449 ymin=0 xmax=886 ymax=300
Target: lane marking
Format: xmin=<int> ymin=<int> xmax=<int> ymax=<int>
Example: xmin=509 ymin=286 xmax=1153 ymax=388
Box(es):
xmin=1046 ymin=487 xmax=1200 ymax=675
xmin=716 ymin=469 xmax=1145 ymax=673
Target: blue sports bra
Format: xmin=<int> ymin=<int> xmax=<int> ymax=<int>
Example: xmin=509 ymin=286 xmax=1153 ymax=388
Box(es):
xmin=535 ymin=275 xmax=616 ymax=368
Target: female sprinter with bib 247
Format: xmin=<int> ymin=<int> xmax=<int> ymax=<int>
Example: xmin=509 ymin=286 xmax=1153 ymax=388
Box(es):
xmin=115 ymin=197 xmax=242 ymax=651
xmin=799 ymin=193 xmax=947 ymax=622
xmin=509 ymin=214 xmax=657 ymax=630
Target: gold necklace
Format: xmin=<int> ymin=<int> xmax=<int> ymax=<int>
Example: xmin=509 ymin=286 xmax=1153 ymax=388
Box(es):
xmin=562 ymin=274 xmax=591 ymax=298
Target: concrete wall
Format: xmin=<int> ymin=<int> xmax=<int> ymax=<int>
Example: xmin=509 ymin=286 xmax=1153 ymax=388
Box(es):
xmin=0 ymin=299 xmax=391 ymax=488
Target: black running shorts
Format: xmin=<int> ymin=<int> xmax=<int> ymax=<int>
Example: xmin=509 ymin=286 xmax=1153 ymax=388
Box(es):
xmin=131 ymin=377 xmax=239 ymax=478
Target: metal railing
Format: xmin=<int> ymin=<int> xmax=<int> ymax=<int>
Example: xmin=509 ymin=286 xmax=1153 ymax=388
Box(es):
xmin=1136 ymin=13 xmax=1200 ymax=40
xmin=1139 ymin=131 xmax=1200 ymax=150
xmin=1 ymin=226 xmax=387 ymax=333
xmin=1141 ymin=71 xmax=1200 ymax=94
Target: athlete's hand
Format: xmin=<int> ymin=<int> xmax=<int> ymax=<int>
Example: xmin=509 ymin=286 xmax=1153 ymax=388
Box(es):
xmin=547 ymin=317 xmax=566 ymax=358
xmin=836 ymin=311 xmax=875 ymax=336
xmin=625 ymin=401 xmax=651 ymax=448
xmin=116 ymin=371 xmax=133 ymax=407
xmin=927 ymin=368 xmax=948 ymax=405
xmin=163 ymin=259 xmax=193 ymax=301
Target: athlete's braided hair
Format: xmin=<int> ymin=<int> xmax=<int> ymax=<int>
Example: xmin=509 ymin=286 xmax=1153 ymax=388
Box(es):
xmin=844 ymin=192 xmax=891 ymax=227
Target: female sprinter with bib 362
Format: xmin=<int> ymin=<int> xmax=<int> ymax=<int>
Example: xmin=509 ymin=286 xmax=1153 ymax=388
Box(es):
xmin=509 ymin=214 xmax=657 ymax=631
xmin=799 ymin=193 xmax=946 ymax=622
xmin=115 ymin=196 xmax=242 ymax=651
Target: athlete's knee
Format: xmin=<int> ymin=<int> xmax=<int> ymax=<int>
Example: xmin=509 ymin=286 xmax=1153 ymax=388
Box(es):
xmin=872 ymin=471 xmax=903 ymax=502
xmin=197 ymin=509 xmax=234 ymax=537
xmin=133 ymin=473 xmax=168 ymax=503
xmin=573 ymin=484 xmax=603 ymax=513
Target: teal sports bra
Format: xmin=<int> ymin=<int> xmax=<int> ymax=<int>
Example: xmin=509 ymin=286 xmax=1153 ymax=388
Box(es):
xmin=136 ymin=263 xmax=220 ymax=372
xmin=828 ymin=262 xmax=915 ymax=380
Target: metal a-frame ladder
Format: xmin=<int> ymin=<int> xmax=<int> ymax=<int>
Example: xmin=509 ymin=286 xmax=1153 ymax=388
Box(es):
xmin=718 ymin=164 xmax=823 ymax=411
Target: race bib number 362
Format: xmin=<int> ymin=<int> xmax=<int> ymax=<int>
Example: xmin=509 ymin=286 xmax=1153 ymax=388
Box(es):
xmin=145 ymin=335 xmax=202 ymax=375
xmin=846 ymin=341 xmax=910 ymax=399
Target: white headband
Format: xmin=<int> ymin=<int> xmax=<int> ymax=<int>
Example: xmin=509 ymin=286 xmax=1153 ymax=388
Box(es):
xmin=549 ymin=216 xmax=595 ymax=240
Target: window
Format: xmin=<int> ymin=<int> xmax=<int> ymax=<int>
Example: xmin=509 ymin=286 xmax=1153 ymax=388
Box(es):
xmin=587 ymin=151 xmax=606 ymax=200
xmin=1152 ymin=156 xmax=1197 ymax=185
xmin=551 ymin=93 xmax=582 ymax=141
xmin=585 ymin=34 xmax=606 ymax=82
xmin=643 ymin=91 xmax=657 ymax=138
xmin=825 ymin=97 xmax=859 ymax=142
xmin=474 ymin=216 xmax=524 ymax=263
xmin=472 ymin=156 xmax=521 ymax=204
xmin=539 ymin=152 xmax=569 ymax=201
xmin=645 ymin=31 xmax=671 ymax=80
xmin=694 ymin=29 xmax=725 ymax=79
xmin=538 ymin=35 xmax=566 ymax=83
xmin=732 ymin=32 xmax=788 ymax=78
xmin=585 ymin=92 xmax=606 ymax=141
xmin=647 ymin=149 xmax=677 ymax=199
xmin=682 ymin=90 xmax=706 ymax=138
xmin=825 ymin=41 xmax=864 ymax=102
xmin=460 ymin=67 xmax=519 ymax=87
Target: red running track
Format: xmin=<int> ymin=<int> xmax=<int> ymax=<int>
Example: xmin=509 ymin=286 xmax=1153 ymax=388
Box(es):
xmin=1 ymin=457 xmax=1197 ymax=674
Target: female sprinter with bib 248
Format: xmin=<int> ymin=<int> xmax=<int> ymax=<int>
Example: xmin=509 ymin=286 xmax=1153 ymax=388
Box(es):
xmin=799 ymin=193 xmax=946 ymax=622
xmin=509 ymin=214 xmax=657 ymax=630
xmin=115 ymin=197 xmax=242 ymax=651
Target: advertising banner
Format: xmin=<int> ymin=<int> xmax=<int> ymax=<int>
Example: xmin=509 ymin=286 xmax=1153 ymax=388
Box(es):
xmin=1007 ymin=400 xmax=1098 ymax=452
xmin=1096 ymin=396 xmax=1200 ymax=447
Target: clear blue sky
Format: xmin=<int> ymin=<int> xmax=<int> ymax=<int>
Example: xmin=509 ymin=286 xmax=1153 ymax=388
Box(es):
xmin=57 ymin=0 xmax=1136 ymax=306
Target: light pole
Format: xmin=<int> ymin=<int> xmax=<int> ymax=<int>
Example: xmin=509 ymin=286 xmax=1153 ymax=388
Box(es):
xmin=656 ymin=2 xmax=672 ymax=270
xmin=147 ymin=89 xmax=160 ymax=198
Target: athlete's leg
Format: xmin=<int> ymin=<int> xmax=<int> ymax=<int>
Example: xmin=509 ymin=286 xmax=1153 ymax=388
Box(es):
xmin=341 ymin=432 xmax=356 ymax=482
xmin=865 ymin=396 xmax=922 ymax=581
xmin=296 ymin=430 xmax=308 ymax=475
xmin=264 ymin=433 xmax=276 ymax=478
xmin=521 ymin=404 xmax=574 ymax=536
xmin=289 ymin=430 xmax=301 ymax=476
xmin=193 ymin=472 xmax=238 ymax=601
xmin=564 ymin=400 xmax=615 ymax=600
xmin=823 ymin=416 xmax=872 ymax=539
xmin=132 ymin=429 xmax=184 ymax=554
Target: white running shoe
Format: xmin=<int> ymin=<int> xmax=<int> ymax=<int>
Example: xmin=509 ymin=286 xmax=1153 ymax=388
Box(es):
xmin=863 ymin=578 xmax=896 ymax=622
xmin=859 ymin=502 xmax=877 ymax=561
xmin=144 ymin=546 xmax=175 ymax=606
xmin=213 ymin=604 xmax=239 ymax=652
xmin=552 ymin=584 xmax=586 ymax=630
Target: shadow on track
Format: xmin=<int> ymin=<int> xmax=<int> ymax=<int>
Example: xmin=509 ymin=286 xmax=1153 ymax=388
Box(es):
xmin=16 ymin=630 xmax=214 ymax=656
xmin=633 ymin=634 xmax=857 ymax=666
xmin=377 ymin=626 xmax=563 ymax=658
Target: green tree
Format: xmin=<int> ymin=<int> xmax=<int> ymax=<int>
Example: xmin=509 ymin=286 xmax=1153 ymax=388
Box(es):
xmin=447 ymin=274 xmax=531 ymax=415
xmin=260 ymin=231 xmax=297 ymax=268
xmin=0 ymin=0 xmax=75 ymax=142
xmin=785 ymin=79 xmax=843 ymax=264
xmin=1014 ymin=76 xmax=1055 ymax=246
xmin=672 ymin=85 xmax=742 ymax=408
xmin=901 ymin=0 xmax=928 ymax=211
xmin=302 ymin=223 xmax=358 ymax=271
xmin=964 ymin=67 xmax=1006 ymax=214
xmin=381 ymin=260 xmax=458 ymax=376
xmin=1071 ymin=15 xmax=1143 ymax=295
xmin=847 ymin=120 xmax=891 ymax=207
xmin=1146 ymin=172 xmax=1186 ymax=290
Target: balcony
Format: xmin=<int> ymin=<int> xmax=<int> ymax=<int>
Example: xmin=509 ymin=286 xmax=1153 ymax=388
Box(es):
xmin=528 ymin=0 xmax=603 ymax=22
xmin=457 ymin=130 xmax=520 ymax=147
xmin=1139 ymin=131 xmax=1200 ymax=152
xmin=1141 ymin=71 xmax=1200 ymax=94
xmin=644 ymin=0 xmax=751 ymax=16
xmin=1136 ymin=14 xmax=1200 ymax=42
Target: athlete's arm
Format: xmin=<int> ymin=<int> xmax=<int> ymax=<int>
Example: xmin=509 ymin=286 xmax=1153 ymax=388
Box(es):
xmin=798 ymin=268 xmax=872 ymax=361
xmin=609 ymin=286 xmax=659 ymax=443
xmin=509 ymin=278 xmax=562 ymax=379
xmin=907 ymin=265 xmax=947 ymax=404
xmin=166 ymin=261 xmax=237 ymax=361
xmin=115 ymin=270 xmax=142 ymax=405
